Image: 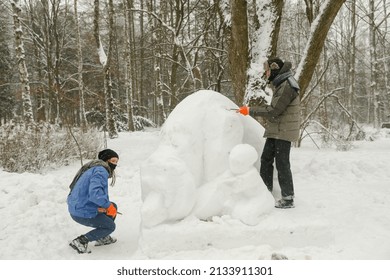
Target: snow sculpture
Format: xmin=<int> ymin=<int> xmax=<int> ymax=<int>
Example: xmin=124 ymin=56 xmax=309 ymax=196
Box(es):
xmin=140 ymin=90 xmax=274 ymax=227
xmin=229 ymin=144 xmax=258 ymax=175
xmin=194 ymin=144 xmax=274 ymax=225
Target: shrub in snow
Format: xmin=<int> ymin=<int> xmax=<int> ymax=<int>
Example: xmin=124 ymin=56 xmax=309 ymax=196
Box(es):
xmin=86 ymin=109 xmax=156 ymax=131
xmin=140 ymin=90 xmax=274 ymax=227
xmin=133 ymin=116 xmax=156 ymax=131
xmin=0 ymin=122 xmax=103 ymax=173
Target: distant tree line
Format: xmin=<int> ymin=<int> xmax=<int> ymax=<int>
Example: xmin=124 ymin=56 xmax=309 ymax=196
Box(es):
xmin=0 ymin=0 xmax=389 ymax=143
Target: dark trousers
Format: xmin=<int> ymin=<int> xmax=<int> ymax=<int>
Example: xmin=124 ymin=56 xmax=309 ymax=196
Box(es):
xmin=71 ymin=203 xmax=117 ymax=242
xmin=260 ymin=138 xmax=294 ymax=199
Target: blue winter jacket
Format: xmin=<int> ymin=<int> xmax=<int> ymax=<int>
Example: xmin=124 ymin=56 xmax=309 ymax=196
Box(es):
xmin=67 ymin=166 xmax=111 ymax=218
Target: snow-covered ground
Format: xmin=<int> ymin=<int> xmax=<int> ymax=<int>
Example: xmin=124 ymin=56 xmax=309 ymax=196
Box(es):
xmin=1 ymin=90 xmax=390 ymax=279
xmin=1 ymin=128 xmax=390 ymax=261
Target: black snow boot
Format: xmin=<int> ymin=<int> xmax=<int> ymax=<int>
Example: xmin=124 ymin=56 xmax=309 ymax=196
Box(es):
xmin=275 ymin=199 xmax=295 ymax=209
xmin=94 ymin=235 xmax=117 ymax=247
xmin=69 ymin=235 xmax=91 ymax=254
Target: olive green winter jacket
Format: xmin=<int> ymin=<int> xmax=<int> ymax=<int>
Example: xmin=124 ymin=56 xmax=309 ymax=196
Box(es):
xmin=249 ymin=62 xmax=301 ymax=142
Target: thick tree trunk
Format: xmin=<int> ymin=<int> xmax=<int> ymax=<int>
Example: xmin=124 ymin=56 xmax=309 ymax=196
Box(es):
xmin=246 ymin=0 xmax=282 ymax=104
xmin=269 ymin=0 xmax=284 ymax=57
xmin=295 ymin=0 xmax=347 ymax=99
xmin=229 ymin=0 xmax=249 ymax=105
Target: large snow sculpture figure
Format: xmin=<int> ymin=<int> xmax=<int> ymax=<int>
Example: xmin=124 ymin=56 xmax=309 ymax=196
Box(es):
xmin=193 ymin=144 xmax=275 ymax=226
xmin=140 ymin=90 xmax=273 ymax=227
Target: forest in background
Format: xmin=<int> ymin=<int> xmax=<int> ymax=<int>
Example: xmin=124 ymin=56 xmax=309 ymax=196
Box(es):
xmin=0 ymin=0 xmax=390 ymax=156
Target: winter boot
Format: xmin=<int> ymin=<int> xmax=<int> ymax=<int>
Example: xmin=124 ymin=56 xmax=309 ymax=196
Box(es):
xmin=69 ymin=235 xmax=91 ymax=254
xmin=275 ymin=198 xmax=295 ymax=209
xmin=94 ymin=235 xmax=117 ymax=246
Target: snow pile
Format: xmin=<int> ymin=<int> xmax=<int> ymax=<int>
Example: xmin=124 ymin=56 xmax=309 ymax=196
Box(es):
xmin=140 ymin=90 xmax=274 ymax=227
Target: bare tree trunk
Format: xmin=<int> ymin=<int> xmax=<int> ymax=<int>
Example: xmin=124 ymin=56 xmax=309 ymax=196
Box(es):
xmin=348 ymin=0 xmax=356 ymax=118
xmin=27 ymin=0 xmax=45 ymax=123
xmin=124 ymin=0 xmax=135 ymax=131
xmin=295 ymin=0 xmax=347 ymax=99
xmin=40 ymin=0 xmax=64 ymax=125
xmin=229 ymin=0 xmax=249 ymax=105
xmin=381 ymin=0 xmax=390 ymax=120
xmin=41 ymin=0 xmax=55 ymax=123
xmin=246 ymin=0 xmax=283 ymax=104
xmin=269 ymin=0 xmax=284 ymax=57
xmin=213 ymin=1 xmax=228 ymax=93
xmin=152 ymin=2 xmax=166 ymax=125
xmin=168 ymin=0 xmax=183 ymax=111
xmin=52 ymin=0 xmax=62 ymax=125
xmin=150 ymin=0 xmax=167 ymax=126
xmin=304 ymin=0 xmax=315 ymax=24
xmin=155 ymin=59 xmax=166 ymax=126
xmin=74 ymin=0 xmax=87 ymax=130
xmin=369 ymin=0 xmax=380 ymax=127
xmin=138 ymin=0 xmax=145 ymax=109
xmin=0 ymin=8 xmax=13 ymax=124
xmin=94 ymin=0 xmax=118 ymax=138
xmin=11 ymin=0 xmax=34 ymax=126
xmin=106 ymin=0 xmax=118 ymax=138
xmin=319 ymin=46 xmax=330 ymax=143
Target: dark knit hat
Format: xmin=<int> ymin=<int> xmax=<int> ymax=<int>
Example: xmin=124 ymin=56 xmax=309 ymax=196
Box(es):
xmin=267 ymin=57 xmax=284 ymax=81
xmin=98 ymin=149 xmax=119 ymax=162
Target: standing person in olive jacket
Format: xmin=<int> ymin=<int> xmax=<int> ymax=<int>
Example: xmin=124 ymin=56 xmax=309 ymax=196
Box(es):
xmin=238 ymin=57 xmax=300 ymax=209
xmin=67 ymin=149 xmax=119 ymax=253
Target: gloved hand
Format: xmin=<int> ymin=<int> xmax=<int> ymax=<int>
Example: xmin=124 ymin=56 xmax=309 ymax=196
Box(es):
xmin=106 ymin=203 xmax=117 ymax=218
xmin=237 ymin=106 xmax=250 ymax=116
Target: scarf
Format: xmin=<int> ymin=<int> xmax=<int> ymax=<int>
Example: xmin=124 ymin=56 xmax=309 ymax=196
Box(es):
xmin=272 ymin=70 xmax=300 ymax=91
xmin=68 ymin=159 xmax=111 ymax=194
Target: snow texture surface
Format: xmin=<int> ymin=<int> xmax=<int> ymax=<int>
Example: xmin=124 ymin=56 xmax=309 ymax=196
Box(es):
xmin=1 ymin=91 xmax=390 ymax=260
xmin=140 ymin=90 xmax=272 ymax=228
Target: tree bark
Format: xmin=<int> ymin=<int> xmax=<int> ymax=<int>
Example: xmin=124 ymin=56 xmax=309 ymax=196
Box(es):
xmin=74 ymin=0 xmax=87 ymax=130
xmin=94 ymin=0 xmax=118 ymax=138
xmin=105 ymin=0 xmax=118 ymax=138
xmin=229 ymin=0 xmax=249 ymax=105
xmin=369 ymin=0 xmax=380 ymax=127
xmin=269 ymin=0 xmax=284 ymax=57
xmin=151 ymin=0 xmax=167 ymax=125
xmin=11 ymin=0 xmax=34 ymax=126
xmin=27 ymin=0 xmax=45 ymax=123
xmin=246 ymin=0 xmax=282 ymax=105
xmin=124 ymin=0 xmax=135 ymax=131
xmin=52 ymin=0 xmax=61 ymax=124
xmin=348 ymin=0 xmax=356 ymax=118
xmin=295 ymin=0 xmax=347 ymax=99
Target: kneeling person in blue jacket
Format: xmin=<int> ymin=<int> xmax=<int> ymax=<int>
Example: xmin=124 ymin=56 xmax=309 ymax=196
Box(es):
xmin=67 ymin=149 xmax=119 ymax=254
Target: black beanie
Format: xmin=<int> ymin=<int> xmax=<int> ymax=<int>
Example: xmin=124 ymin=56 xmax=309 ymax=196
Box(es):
xmin=267 ymin=57 xmax=284 ymax=81
xmin=98 ymin=149 xmax=119 ymax=162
